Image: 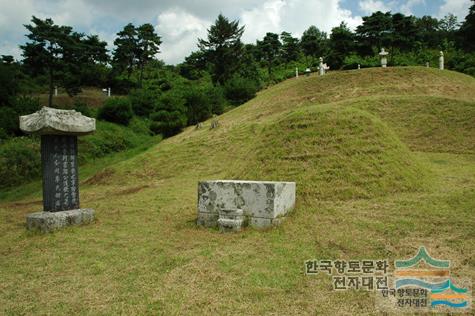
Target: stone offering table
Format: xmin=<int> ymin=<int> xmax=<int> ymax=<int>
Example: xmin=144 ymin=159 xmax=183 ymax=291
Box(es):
xmin=19 ymin=107 xmax=96 ymax=232
xmin=197 ymin=180 xmax=296 ymax=231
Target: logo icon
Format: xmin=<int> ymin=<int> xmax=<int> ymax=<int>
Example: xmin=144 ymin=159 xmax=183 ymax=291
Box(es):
xmin=394 ymin=246 xmax=470 ymax=310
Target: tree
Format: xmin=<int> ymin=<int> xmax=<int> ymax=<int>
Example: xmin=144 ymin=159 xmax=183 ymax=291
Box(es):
xmin=113 ymin=23 xmax=138 ymax=78
xmin=78 ymin=35 xmax=109 ymax=87
xmin=257 ymin=32 xmax=281 ymax=75
xmin=329 ymin=22 xmax=355 ymax=69
xmin=136 ymin=23 xmax=162 ymax=86
xmin=300 ymin=26 xmax=328 ymax=64
xmin=391 ymin=13 xmax=419 ymax=51
xmin=459 ymin=0 xmax=475 ymax=51
xmin=280 ymin=31 xmax=300 ymax=63
xmin=416 ymin=16 xmax=442 ymax=49
xmin=0 ymin=59 xmax=19 ymax=106
xmin=150 ymin=93 xmax=187 ymax=137
xmin=179 ymin=51 xmax=208 ymax=80
xmin=198 ymin=14 xmax=244 ymax=85
xmin=113 ymin=23 xmax=162 ymax=86
xmin=439 ymin=14 xmax=459 ymax=49
xmin=439 ymin=13 xmax=459 ymax=33
xmin=356 ymin=11 xmax=393 ymax=54
xmin=21 ymin=16 xmax=108 ymax=106
xmin=21 ymin=16 xmax=74 ymax=106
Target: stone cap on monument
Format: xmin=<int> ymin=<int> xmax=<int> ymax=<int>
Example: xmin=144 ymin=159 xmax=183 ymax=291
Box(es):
xmin=19 ymin=106 xmax=95 ymax=136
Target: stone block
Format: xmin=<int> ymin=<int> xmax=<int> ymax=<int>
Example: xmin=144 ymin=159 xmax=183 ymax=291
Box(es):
xmin=197 ymin=180 xmax=295 ymax=230
xmin=20 ymin=106 xmax=95 ymax=136
xmin=26 ymin=208 xmax=95 ymax=233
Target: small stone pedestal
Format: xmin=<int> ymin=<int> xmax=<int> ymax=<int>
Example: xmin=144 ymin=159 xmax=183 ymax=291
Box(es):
xmin=20 ymin=107 xmax=96 ymax=232
xmin=26 ymin=208 xmax=95 ymax=233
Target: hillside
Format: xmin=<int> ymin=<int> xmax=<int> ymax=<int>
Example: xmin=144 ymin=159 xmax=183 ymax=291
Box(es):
xmin=1 ymin=67 xmax=474 ymax=314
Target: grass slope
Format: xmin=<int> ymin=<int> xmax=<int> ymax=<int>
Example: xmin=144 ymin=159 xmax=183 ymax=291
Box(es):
xmin=0 ymin=67 xmax=474 ymax=315
xmin=230 ymin=105 xmax=431 ymax=200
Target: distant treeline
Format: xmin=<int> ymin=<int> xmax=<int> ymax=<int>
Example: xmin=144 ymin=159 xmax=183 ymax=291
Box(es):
xmin=1 ymin=1 xmax=475 ymax=140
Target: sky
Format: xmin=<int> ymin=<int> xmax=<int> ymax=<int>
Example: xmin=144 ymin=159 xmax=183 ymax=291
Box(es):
xmin=0 ymin=0 xmax=472 ymax=64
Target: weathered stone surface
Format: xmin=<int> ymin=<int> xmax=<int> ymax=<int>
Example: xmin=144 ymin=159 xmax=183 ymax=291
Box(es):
xmin=217 ymin=208 xmax=245 ymax=232
xmin=41 ymin=135 xmax=80 ymax=212
xmin=197 ymin=180 xmax=296 ymax=229
xmin=26 ymin=208 xmax=95 ymax=233
xmin=19 ymin=107 xmax=95 ymax=136
xmin=379 ymin=48 xmax=389 ymax=68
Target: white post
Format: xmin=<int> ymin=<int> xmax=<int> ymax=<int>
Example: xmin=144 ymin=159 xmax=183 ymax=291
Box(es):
xmin=439 ymin=51 xmax=444 ymax=70
xmin=107 ymin=87 xmax=111 ymax=97
xmin=426 ymin=62 xmax=430 ymax=68
xmin=358 ymin=64 xmax=361 ymax=70
xmin=319 ymin=57 xmax=325 ymax=76
xmin=379 ymin=48 xmax=388 ymax=68
xmin=54 ymin=86 xmax=58 ymax=97
xmin=295 ymin=67 xmax=299 ymax=78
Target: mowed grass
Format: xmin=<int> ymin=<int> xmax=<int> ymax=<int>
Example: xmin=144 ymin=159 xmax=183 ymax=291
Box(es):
xmin=37 ymin=87 xmax=109 ymax=108
xmin=1 ymin=67 xmax=474 ymax=315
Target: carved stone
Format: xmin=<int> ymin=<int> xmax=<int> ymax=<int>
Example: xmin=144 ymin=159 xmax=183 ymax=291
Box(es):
xmin=19 ymin=106 xmax=95 ymax=136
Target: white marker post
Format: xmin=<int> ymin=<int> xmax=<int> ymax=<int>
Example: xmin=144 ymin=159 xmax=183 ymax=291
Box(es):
xmin=107 ymin=87 xmax=111 ymax=97
xmin=296 ymin=67 xmax=299 ymax=78
xmin=439 ymin=51 xmax=444 ymax=70
xmin=319 ymin=57 xmax=325 ymax=76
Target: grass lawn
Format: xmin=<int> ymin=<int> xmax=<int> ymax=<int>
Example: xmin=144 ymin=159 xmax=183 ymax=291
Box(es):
xmin=0 ymin=67 xmax=474 ymax=315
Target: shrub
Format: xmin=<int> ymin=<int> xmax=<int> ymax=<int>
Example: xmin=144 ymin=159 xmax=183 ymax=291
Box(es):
xmin=109 ymin=77 xmax=137 ymax=95
xmin=12 ymin=95 xmax=41 ymax=116
xmin=97 ymin=97 xmax=133 ymax=125
xmin=207 ymin=85 xmax=226 ymax=115
xmin=343 ymin=54 xmax=379 ymax=69
xmin=224 ymin=75 xmax=259 ymax=105
xmin=0 ymin=106 xmax=19 ymax=136
xmin=0 ymin=137 xmax=41 ymax=189
xmin=128 ymin=117 xmax=153 ymax=135
xmin=73 ymin=100 xmax=94 ymax=117
xmin=129 ymin=88 xmax=158 ymax=117
xmin=184 ymin=87 xmax=212 ymax=125
xmin=150 ymin=93 xmax=187 ymax=137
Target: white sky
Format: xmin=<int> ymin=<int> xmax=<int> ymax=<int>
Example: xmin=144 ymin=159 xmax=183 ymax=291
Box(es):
xmin=0 ymin=0 xmax=471 ymax=64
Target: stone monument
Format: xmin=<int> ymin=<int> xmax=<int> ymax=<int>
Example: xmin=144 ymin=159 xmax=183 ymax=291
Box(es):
xmin=358 ymin=64 xmax=361 ymax=70
xmin=295 ymin=67 xmax=299 ymax=78
xmin=305 ymin=68 xmax=311 ymax=76
xmin=19 ymin=107 xmax=96 ymax=232
xmin=210 ymin=114 xmax=219 ymax=129
xmin=197 ymin=180 xmax=296 ymax=232
xmin=379 ymin=48 xmax=389 ymax=68
xmin=318 ymin=57 xmax=330 ymax=75
xmin=439 ymin=51 xmax=444 ymax=70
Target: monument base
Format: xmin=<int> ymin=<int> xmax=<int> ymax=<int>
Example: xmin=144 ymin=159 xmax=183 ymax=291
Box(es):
xmin=26 ymin=208 xmax=95 ymax=233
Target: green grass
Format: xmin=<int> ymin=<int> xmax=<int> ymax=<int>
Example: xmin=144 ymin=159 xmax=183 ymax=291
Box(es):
xmin=0 ymin=67 xmax=474 ymax=315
